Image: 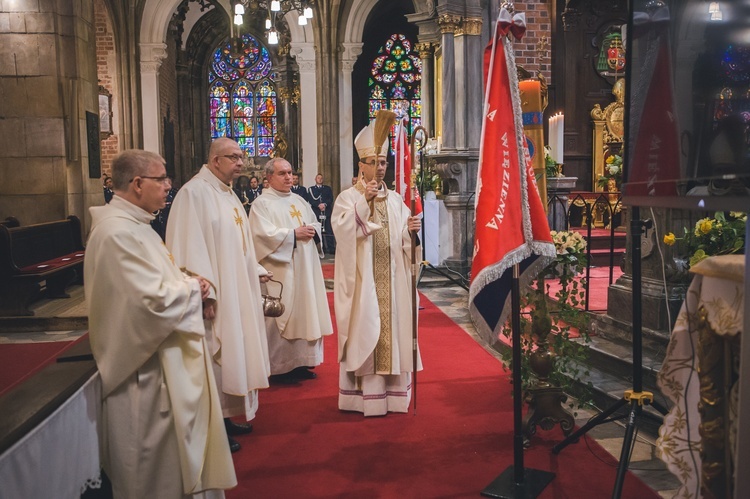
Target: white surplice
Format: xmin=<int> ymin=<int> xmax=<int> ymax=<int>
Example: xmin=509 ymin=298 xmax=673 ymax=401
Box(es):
xmin=331 ymin=182 xmax=422 ymax=416
xmin=248 ymin=188 xmax=332 ymax=374
xmin=85 ymin=196 xmax=236 ymax=498
xmin=166 ymin=166 xmax=270 ymax=421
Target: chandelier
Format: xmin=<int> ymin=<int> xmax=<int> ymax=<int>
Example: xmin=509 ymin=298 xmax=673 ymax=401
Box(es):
xmin=231 ymin=0 xmax=315 ymax=46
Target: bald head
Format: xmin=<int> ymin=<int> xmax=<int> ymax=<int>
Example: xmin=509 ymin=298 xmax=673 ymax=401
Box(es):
xmin=207 ymin=138 xmax=244 ymax=184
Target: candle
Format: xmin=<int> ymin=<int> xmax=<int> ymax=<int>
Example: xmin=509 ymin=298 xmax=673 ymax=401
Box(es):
xmin=548 ymin=114 xmax=559 ymax=164
xmin=557 ymin=113 xmax=564 ymax=164
xmin=547 ymin=113 xmax=565 ymax=164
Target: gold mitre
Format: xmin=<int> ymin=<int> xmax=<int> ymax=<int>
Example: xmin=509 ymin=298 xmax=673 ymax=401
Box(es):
xmin=355 ymin=110 xmax=397 ymax=159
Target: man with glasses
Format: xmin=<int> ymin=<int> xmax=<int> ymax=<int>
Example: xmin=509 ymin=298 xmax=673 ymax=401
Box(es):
xmin=331 ymin=116 xmax=422 ymax=416
xmin=167 ymin=138 xmax=271 ymax=453
xmin=85 ymin=149 xmax=236 ymax=496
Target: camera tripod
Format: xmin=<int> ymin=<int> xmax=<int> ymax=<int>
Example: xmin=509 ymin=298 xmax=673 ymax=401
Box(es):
xmin=551 ymin=207 xmax=668 ymax=498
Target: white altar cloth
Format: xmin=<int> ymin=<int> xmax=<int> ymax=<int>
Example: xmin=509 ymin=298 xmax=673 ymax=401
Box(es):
xmin=0 ymin=373 xmax=101 ymax=499
xmin=656 ymin=255 xmax=744 ymax=498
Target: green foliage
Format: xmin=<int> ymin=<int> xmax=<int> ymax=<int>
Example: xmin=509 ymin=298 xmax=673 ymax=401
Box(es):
xmin=416 ymin=162 xmax=441 ymax=192
xmin=662 ymin=211 xmax=747 ymax=268
xmin=499 ymin=230 xmax=592 ymax=411
xmin=544 ymin=148 xmax=559 ymax=178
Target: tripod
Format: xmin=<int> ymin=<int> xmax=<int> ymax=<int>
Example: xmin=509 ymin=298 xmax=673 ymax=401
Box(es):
xmin=551 ymin=206 xmax=668 ymax=498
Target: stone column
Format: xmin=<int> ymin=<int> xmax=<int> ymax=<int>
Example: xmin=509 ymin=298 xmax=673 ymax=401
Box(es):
xmin=139 ymin=43 xmax=167 ymax=154
xmin=437 ymin=14 xmax=461 ymax=151
xmin=290 ymin=43 xmax=318 ymax=188
xmin=415 ymin=42 xmax=435 ymax=137
xmin=339 ymin=42 xmax=363 ymax=191
xmin=463 ymin=17 xmax=483 ymax=150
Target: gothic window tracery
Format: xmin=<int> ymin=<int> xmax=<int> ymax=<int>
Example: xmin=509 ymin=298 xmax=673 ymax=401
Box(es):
xmin=208 ymin=33 xmax=277 ymax=157
xmin=368 ymin=33 xmax=422 ymax=151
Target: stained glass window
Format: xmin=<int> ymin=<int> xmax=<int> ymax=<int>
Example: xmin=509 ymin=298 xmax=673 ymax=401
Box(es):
xmin=208 ymin=33 xmax=277 ymax=157
xmin=369 ymin=33 xmax=422 ymax=152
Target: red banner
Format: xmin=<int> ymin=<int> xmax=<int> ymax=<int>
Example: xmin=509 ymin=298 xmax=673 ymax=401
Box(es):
xmin=394 ymin=119 xmax=422 ymax=215
xmin=469 ymin=9 xmax=555 ymax=341
xmin=625 ymin=7 xmax=680 ymax=197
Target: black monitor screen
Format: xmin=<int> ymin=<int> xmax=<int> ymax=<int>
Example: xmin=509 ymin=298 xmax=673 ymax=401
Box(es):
xmin=623 ymin=0 xmax=750 ymax=211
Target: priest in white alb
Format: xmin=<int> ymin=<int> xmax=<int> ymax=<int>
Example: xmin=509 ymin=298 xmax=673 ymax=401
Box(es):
xmin=332 ymin=112 xmax=422 ymax=416
xmin=86 ymin=149 xmax=236 ymax=497
xmin=248 ymin=157 xmax=333 ymax=382
xmin=166 ymin=138 xmax=270 ymax=453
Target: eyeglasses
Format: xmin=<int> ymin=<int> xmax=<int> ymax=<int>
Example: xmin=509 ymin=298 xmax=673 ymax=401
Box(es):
xmin=361 ymin=159 xmax=388 ymax=167
xmin=129 ymin=176 xmax=172 ymax=185
xmin=221 ymin=154 xmax=245 ymax=162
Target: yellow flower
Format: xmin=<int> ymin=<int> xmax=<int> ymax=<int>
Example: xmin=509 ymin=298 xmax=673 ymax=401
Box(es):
xmin=606 ymin=155 xmax=614 ymax=164
xmin=695 ymin=218 xmax=713 ymax=236
xmin=663 ymin=233 xmax=676 ymax=246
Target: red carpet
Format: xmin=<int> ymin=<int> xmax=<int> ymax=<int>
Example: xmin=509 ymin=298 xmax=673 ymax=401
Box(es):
xmin=321 ymin=263 xmax=334 ymax=280
xmin=0 ymin=340 xmax=77 ymax=397
xmin=227 ymin=294 xmax=658 ymax=498
xmin=546 ymin=265 xmax=623 ymax=313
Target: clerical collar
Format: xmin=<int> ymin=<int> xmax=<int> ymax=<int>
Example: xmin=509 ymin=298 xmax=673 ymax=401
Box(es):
xmin=269 ymin=187 xmax=291 ymax=197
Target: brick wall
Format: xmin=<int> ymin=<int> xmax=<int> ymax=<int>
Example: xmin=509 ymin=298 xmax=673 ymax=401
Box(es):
xmin=94 ymin=0 xmax=118 ymax=179
xmin=513 ymin=0 xmax=553 ymax=84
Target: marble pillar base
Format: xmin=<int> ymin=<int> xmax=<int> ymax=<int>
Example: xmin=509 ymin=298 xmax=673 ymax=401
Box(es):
xmin=597 ymin=273 xmax=686 ymax=346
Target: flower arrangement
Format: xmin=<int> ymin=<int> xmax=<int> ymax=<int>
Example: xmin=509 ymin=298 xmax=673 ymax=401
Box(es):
xmin=663 ymin=211 xmax=746 ymax=267
xmin=499 ymin=230 xmax=590 ymax=405
xmin=544 ymin=145 xmax=560 ymax=178
xmin=549 ymin=230 xmax=587 ymax=275
xmin=596 ymin=154 xmax=623 ymax=190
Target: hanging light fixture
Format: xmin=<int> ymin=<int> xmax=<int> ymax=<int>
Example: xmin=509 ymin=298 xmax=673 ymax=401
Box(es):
xmin=709 ymin=2 xmax=723 ymax=21
xmin=230 ymin=0 xmax=315 ymax=47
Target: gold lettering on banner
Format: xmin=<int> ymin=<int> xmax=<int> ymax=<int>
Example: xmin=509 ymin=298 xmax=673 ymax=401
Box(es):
xmin=233 ymin=207 xmax=247 ymax=255
xmin=289 ymin=204 xmax=303 ymax=226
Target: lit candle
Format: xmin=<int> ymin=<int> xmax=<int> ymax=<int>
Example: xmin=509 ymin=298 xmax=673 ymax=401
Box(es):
xmin=557 ymin=113 xmax=564 ymax=164
xmin=548 ymin=114 xmax=558 ymax=163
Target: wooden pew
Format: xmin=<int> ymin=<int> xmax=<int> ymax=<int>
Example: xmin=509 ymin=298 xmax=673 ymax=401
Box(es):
xmin=0 ymin=216 xmax=85 ymax=316
xmin=0 ymin=217 xmax=20 ymax=228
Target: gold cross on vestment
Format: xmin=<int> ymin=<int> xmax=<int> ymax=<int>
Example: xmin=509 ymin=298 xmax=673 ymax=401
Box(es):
xmin=289 ymin=204 xmax=303 ymax=226
xmin=233 ymin=207 xmax=247 ymax=255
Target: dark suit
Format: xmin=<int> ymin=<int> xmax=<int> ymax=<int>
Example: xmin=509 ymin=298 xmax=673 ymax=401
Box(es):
xmin=308 ymin=183 xmax=335 ymax=253
xmin=291 ymin=184 xmax=311 ymax=205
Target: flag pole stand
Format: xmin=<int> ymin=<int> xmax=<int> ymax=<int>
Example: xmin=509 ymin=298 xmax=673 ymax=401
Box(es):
xmin=482 ymin=264 xmax=554 ymax=498
xmin=550 ymin=207 xmax=668 ymax=498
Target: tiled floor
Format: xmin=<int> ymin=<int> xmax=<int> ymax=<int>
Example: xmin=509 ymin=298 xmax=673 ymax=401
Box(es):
xmin=418 ymin=279 xmax=680 ymax=499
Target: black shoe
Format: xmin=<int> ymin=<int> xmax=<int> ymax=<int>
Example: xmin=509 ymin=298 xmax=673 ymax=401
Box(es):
xmin=291 ymin=366 xmax=317 ymax=380
xmin=224 ymin=418 xmax=253 ymax=436
xmin=228 ymin=437 xmax=241 ymax=453
xmin=269 ymin=373 xmax=299 ymax=384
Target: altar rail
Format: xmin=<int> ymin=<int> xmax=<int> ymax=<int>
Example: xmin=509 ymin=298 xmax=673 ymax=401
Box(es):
xmin=548 ymin=190 xmax=625 ymax=312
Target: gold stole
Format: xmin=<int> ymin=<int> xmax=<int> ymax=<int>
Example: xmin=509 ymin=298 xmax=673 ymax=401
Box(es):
xmin=356 ymin=182 xmax=393 ymax=374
